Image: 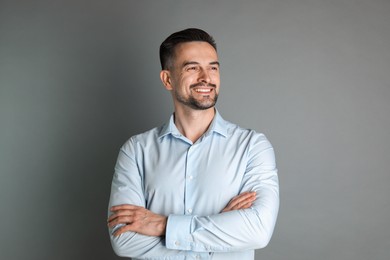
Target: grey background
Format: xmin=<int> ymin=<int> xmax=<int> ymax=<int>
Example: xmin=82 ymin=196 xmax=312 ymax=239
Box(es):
xmin=1 ymin=0 xmax=389 ymax=259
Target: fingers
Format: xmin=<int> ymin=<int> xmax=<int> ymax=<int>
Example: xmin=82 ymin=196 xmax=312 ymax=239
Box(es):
xmin=222 ymin=191 xmax=257 ymax=212
xmin=108 ymin=216 xmax=132 ymax=228
xmin=234 ymin=191 xmax=256 ymax=203
xmin=107 ymin=204 xmax=146 ymax=228
xmin=108 ymin=205 xmax=168 ymax=237
xmin=236 ymin=200 xmax=253 ymax=209
xmin=107 ymin=209 xmax=139 ymax=222
xmin=229 ymin=191 xmax=256 ymax=209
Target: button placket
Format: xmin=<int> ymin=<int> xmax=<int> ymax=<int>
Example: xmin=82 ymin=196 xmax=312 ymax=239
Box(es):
xmin=184 ymin=146 xmax=195 ymax=215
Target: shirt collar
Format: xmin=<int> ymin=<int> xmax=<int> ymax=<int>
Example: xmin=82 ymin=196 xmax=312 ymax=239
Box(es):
xmin=158 ymin=109 xmax=228 ymax=139
xmin=205 ymin=109 xmax=228 ymax=137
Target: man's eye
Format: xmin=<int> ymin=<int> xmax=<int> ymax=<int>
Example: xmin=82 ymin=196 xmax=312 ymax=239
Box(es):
xmin=186 ymin=66 xmax=199 ymax=72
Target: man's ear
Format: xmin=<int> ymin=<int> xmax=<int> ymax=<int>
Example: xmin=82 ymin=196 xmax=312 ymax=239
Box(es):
xmin=160 ymin=70 xmax=172 ymax=90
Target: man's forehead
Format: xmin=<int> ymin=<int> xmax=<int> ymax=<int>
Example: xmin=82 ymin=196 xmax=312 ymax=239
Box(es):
xmin=174 ymin=41 xmax=218 ymax=62
xmin=175 ymin=42 xmax=217 ymax=54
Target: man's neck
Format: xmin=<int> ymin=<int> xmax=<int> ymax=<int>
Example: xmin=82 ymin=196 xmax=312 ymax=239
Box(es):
xmin=173 ymin=107 xmax=216 ymax=143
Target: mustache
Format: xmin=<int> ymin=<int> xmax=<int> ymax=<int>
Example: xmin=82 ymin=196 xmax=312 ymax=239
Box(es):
xmin=190 ymin=82 xmax=217 ymax=89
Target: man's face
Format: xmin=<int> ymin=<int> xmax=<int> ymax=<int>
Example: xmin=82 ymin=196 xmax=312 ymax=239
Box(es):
xmin=166 ymin=41 xmax=220 ymax=110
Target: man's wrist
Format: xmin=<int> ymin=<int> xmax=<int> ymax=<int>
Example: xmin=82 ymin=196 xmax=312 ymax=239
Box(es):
xmin=159 ymin=216 xmax=168 ymax=236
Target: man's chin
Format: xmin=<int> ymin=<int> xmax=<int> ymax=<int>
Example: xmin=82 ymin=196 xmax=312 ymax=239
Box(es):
xmin=176 ymin=94 xmax=218 ymax=110
xmin=190 ymin=100 xmax=217 ymax=110
xmin=194 ymin=105 xmax=215 ymax=110
xmin=194 ymin=96 xmax=218 ymax=109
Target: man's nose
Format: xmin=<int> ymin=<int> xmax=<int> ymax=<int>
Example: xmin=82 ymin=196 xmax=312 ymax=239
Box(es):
xmin=198 ymin=68 xmax=211 ymax=83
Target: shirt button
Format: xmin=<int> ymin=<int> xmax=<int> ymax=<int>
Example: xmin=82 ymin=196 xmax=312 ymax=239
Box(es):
xmin=187 ymin=208 xmax=193 ymax=214
xmin=196 ymin=255 xmax=201 ymax=259
xmin=174 ymin=241 xmax=180 ymax=246
xmin=189 ymin=175 xmax=193 ymax=180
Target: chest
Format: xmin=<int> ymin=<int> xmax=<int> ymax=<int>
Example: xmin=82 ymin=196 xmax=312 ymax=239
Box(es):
xmin=138 ymin=137 xmax=249 ymax=215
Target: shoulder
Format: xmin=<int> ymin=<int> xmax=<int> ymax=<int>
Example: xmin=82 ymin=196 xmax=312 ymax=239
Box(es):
xmin=222 ymin=118 xmax=274 ymax=155
xmin=120 ymin=125 xmax=163 ymax=151
xmin=225 ymin=118 xmax=269 ymax=141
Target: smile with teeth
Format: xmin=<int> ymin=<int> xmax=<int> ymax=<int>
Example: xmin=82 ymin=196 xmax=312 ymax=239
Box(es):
xmin=194 ymin=88 xmax=213 ymax=93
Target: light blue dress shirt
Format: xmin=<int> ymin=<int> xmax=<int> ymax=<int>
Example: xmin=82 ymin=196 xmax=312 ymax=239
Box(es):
xmin=108 ymin=110 xmax=279 ymax=260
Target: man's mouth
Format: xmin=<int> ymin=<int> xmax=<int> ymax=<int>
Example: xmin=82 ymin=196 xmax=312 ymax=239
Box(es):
xmin=191 ymin=83 xmax=216 ymax=94
xmin=194 ymin=88 xmax=213 ymax=93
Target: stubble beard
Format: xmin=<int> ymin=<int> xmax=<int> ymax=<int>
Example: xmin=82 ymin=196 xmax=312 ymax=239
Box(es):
xmin=174 ymin=88 xmax=219 ymax=110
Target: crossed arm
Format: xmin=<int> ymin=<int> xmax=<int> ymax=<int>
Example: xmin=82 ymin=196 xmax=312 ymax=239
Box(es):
xmin=108 ymin=135 xmax=279 ymax=258
xmin=107 ymin=191 xmax=257 ymax=237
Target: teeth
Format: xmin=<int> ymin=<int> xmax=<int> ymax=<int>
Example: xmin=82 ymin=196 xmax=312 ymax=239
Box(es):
xmin=194 ymin=88 xmax=211 ymax=93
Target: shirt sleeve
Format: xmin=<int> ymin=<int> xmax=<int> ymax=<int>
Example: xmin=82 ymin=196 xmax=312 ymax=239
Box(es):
xmin=108 ymin=138 xmax=187 ymax=259
xmin=165 ymin=133 xmax=279 ymax=252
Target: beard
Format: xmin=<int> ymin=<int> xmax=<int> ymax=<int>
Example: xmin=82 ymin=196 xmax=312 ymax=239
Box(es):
xmin=174 ymin=83 xmax=218 ymax=110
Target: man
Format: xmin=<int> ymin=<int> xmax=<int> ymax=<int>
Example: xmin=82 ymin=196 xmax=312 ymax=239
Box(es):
xmin=107 ymin=28 xmax=279 ymax=259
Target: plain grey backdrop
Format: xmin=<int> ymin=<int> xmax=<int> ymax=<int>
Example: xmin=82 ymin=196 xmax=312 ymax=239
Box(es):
xmin=1 ymin=0 xmax=389 ymax=259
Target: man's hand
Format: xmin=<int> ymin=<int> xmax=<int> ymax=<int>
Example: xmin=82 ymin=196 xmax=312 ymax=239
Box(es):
xmin=108 ymin=192 xmax=255 ymax=236
xmin=222 ymin=191 xmax=257 ymax=212
xmin=107 ymin=205 xmax=167 ymax=237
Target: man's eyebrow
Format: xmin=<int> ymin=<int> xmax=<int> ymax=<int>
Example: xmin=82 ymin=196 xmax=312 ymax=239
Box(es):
xmin=182 ymin=61 xmax=200 ymax=67
xmin=182 ymin=61 xmax=220 ymax=67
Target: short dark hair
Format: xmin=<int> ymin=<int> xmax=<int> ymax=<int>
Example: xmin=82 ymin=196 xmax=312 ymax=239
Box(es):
xmin=159 ymin=28 xmax=217 ymax=70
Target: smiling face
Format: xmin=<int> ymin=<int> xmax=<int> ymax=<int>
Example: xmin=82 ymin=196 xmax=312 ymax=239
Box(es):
xmin=160 ymin=41 xmax=220 ymax=111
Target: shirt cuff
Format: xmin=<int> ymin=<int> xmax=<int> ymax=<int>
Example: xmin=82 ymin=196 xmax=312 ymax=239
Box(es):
xmin=166 ymin=214 xmax=194 ymax=250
